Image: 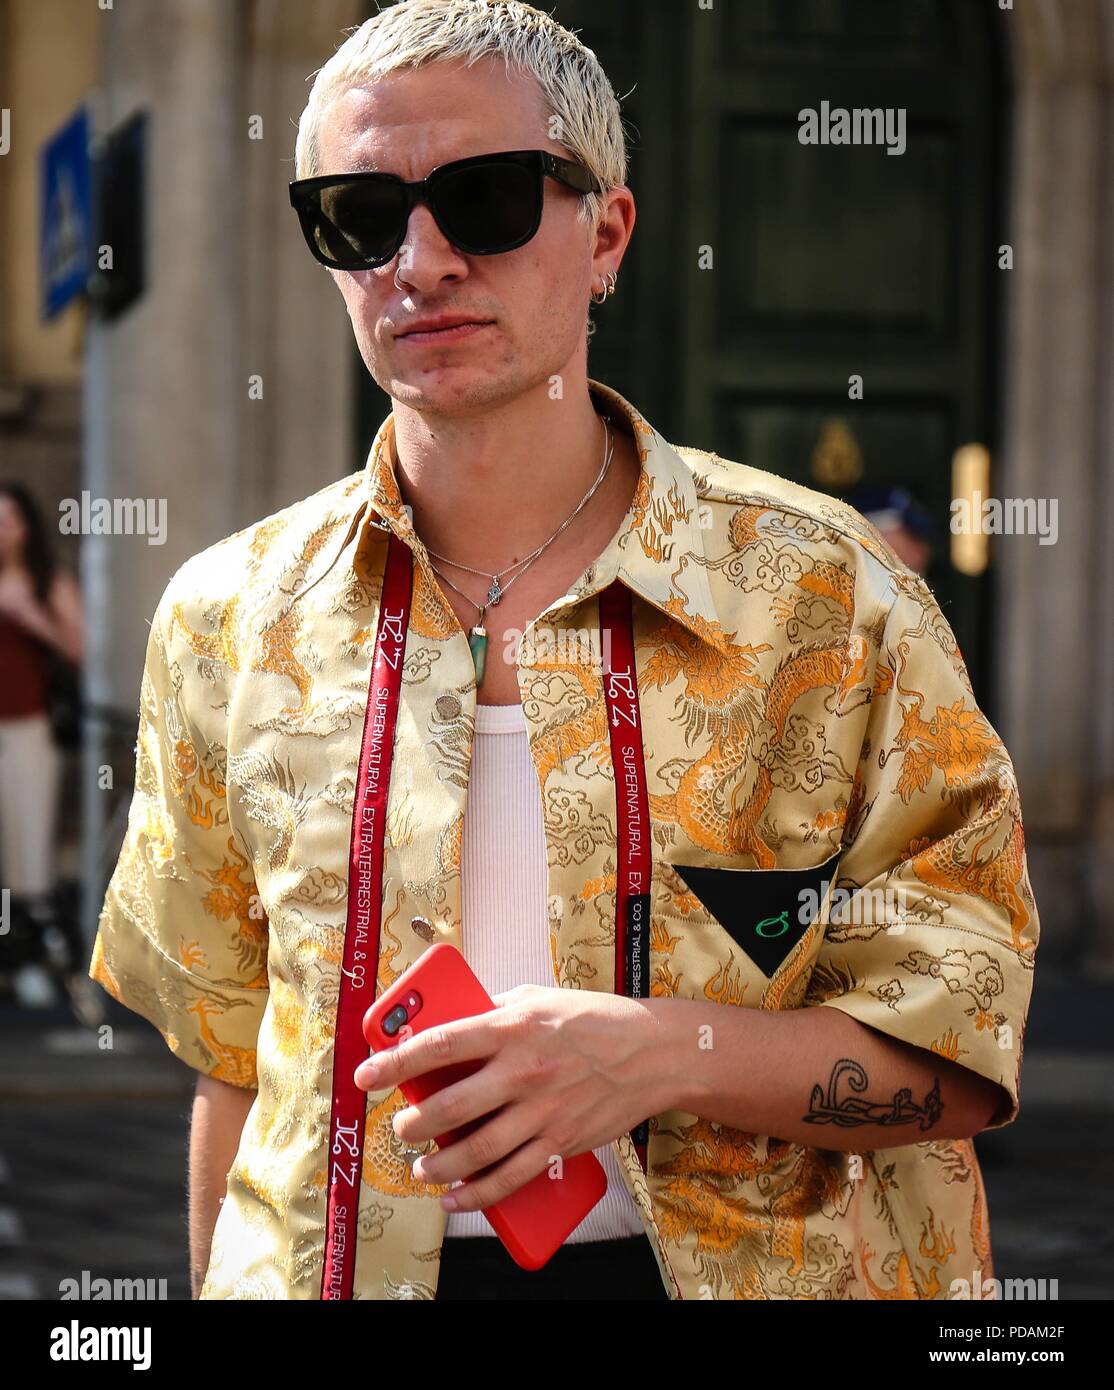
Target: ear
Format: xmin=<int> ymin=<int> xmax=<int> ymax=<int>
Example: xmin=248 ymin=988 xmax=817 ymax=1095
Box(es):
xmin=590 ymin=184 xmax=637 ymax=271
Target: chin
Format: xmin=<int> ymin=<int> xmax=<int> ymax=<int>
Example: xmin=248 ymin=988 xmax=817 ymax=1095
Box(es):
xmin=383 ymin=362 xmax=527 ymax=413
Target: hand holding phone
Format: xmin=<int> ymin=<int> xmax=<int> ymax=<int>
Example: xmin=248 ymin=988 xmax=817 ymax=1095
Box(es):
xmin=362 ymin=942 xmax=608 ymax=1270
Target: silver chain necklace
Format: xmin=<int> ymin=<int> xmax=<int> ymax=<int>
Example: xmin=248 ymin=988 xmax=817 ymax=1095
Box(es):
xmin=416 ymin=418 xmax=614 ymax=683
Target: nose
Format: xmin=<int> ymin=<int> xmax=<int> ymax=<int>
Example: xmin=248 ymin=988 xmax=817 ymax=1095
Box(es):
xmin=391 ymin=199 xmax=468 ymax=294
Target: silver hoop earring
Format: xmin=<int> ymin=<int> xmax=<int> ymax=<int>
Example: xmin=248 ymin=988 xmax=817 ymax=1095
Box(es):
xmin=590 ymin=270 xmax=617 ymax=306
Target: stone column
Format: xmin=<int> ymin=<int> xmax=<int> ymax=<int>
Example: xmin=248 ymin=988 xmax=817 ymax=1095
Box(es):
xmin=996 ymin=0 xmax=1114 ymax=971
xmin=83 ymin=0 xmax=364 ymax=943
xmin=91 ymin=0 xmax=366 ymax=689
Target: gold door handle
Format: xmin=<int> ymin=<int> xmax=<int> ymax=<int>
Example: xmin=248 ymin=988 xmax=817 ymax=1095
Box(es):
xmin=950 ymin=443 xmax=992 ymax=576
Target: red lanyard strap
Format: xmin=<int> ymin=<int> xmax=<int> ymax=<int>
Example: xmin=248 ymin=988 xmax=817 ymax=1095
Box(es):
xmin=321 ymin=532 xmax=413 ymax=1300
xmin=599 ymin=581 xmax=652 ymax=1163
xmin=321 ymin=540 xmax=650 ymax=1297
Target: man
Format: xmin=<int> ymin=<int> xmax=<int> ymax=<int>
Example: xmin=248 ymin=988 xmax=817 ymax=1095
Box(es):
xmin=90 ymin=0 xmax=1038 ymax=1301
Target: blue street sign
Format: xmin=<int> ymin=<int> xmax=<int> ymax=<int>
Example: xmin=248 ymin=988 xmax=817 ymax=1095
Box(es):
xmin=41 ymin=105 xmax=92 ymax=320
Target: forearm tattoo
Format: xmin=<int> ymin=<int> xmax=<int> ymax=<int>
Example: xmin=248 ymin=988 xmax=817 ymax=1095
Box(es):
xmin=802 ymin=1058 xmax=943 ymax=1131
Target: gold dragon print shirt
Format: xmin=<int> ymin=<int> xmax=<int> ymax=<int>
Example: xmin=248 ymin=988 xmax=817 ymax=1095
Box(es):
xmin=89 ymin=378 xmax=1039 ymax=1301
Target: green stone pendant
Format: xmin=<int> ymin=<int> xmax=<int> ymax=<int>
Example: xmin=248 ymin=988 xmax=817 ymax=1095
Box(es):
xmin=468 ymin=625 xmax=488 ymax=685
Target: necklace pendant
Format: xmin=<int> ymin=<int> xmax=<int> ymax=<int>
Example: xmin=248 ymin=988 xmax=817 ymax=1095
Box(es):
xmin=468 ymin=625 xmax=488 ymax=685
xmin=486 ymin=577 xmax=504 ymax=607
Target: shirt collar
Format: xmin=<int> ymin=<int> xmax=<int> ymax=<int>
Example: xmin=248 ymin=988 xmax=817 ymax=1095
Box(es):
xmin=355 ymin=377 xmax=731 ymax=655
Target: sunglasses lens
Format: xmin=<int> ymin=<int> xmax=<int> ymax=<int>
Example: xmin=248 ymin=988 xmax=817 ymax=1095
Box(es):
xmin=434 ymin=159 xmax=540 ymax=253
xmin=303 ymin=180 xmax=406 ymax=268
xmin=295 ymin=156 xmax=547 ymax=268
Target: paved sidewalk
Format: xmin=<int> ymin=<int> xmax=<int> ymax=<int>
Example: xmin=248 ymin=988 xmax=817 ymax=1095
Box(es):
xmin=0 ymin=993 xmax=193 ymax=1301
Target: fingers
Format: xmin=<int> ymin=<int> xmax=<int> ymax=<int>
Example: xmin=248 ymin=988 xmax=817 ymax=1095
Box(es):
xmin=356 ymin=1007 xmax=504 ymax=1092
xmin=408 ymin=1098 xmax=544 ymax=1191
xmin=390 ymin=1060 xmax=515 ymax=1149
xmin=429 ymin=1133 xmax=563 ymax=1214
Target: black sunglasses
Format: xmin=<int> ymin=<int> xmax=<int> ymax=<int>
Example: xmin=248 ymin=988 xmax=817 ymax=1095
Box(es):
xmin=288 ymin=148 xmax=602 ymax=271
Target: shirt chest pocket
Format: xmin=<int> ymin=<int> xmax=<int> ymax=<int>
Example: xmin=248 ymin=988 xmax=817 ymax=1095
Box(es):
xmin=655 ymin=846 xmax=843 ymax=1005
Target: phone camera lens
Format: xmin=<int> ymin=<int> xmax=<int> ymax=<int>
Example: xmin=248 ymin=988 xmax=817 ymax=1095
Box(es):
xmin=382 ymin=1004 xmax=408 ymax=1037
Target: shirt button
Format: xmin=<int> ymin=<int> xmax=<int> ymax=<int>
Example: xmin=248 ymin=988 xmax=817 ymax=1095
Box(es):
xmin=435 ymin=695 xmax=461 ymax=720
xmin=410 ymin=916 xmax=436 ymax=942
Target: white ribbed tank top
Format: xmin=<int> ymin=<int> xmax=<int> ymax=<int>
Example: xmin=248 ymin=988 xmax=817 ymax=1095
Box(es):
xmin=444 ymin=699 xmax=645 ymax=1240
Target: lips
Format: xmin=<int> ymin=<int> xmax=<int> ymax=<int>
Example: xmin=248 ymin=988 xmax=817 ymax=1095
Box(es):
xmin=396 ymin=316 xmax=494 ymax=341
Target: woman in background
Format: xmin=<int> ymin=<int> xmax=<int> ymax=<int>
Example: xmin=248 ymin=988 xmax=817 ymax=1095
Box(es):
xmin=0 ymin=483 xmax=84 ymax=1008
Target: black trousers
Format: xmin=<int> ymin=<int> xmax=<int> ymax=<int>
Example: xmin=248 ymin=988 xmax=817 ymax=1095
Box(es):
xmin=434 ymin=1234 xmax=670 ymax=1301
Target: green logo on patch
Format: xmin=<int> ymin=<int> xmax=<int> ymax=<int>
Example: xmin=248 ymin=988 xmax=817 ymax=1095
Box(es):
xmin=755 ymin=910 xmax=790 ymax=939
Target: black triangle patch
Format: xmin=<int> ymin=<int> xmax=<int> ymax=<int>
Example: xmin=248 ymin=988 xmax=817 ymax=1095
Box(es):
xmin=672 ymin=859 xmax=839 ymax=978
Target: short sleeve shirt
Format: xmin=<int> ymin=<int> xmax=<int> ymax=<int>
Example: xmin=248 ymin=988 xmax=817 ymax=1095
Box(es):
xmin=90 ymin=378 xmax=1039 ymax=1300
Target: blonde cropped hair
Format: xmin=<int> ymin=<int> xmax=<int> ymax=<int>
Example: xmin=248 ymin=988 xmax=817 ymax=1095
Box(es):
xmin=294 ymin=0 xmax=630 ymax=239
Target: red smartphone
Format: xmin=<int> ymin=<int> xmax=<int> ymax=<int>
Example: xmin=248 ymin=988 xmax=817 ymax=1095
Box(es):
xmin=362 ymin=941 xmax=608 ymax=1270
